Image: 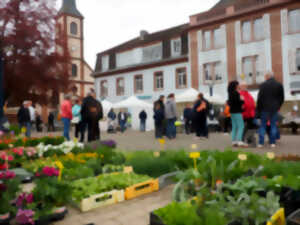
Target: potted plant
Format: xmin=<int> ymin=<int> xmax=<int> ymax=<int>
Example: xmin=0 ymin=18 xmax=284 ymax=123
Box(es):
xmin=0 ymin=170 xmax=20 ymax=225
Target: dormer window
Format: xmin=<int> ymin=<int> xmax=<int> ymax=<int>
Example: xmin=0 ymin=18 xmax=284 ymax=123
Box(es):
xmin=70 ymin=22 xmax=78 ymax=35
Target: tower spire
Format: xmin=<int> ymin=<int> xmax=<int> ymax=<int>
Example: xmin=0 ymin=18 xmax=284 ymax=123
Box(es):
xmin=59 ymin=0 xmax=83 ymax=18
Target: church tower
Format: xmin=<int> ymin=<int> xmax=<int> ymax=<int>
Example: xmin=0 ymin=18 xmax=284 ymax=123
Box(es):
xmin=57 ymin=0 xmax=94 ymax=98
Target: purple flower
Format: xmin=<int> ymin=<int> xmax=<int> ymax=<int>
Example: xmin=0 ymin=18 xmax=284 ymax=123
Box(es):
xmin=101 ymin=140 xmax=117 ymax=148
xmin=16 ymin=209 xmax=35 ymax=225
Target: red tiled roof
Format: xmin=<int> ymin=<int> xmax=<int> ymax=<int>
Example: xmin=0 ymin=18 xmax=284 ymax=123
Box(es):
xmin=98 ymin=23 xmax=189 ymax=56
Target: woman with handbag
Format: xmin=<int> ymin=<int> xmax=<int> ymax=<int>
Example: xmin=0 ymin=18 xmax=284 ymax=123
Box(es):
xmin=228 ymin=81 xmax=248 ymax=147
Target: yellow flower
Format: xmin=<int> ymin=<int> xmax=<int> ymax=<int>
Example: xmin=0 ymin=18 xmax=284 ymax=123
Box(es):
xmin=158 ymin=139 xmax=165 ymax=145
xmin=191 ymin=144 xmax=198 ymax=150
xmin=153 ymin=151 xmax=160 ymax=157
xmin=189 ymin=152 xmax=200 ymax=159
xmin=73 ymin=138 xmax=78 ymax=143
xmin=238 ymin=154 xmax=247 ymax=161
xmin=21 ymin=127 xmax=27 ymax=134
xmin=55 ymin=161 xmax=64 ymax=170
xmin=266 ymin=152 xmax=275 ymax=160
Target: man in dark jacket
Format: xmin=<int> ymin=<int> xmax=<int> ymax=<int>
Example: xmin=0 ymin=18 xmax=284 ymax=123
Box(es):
xmin=183 ymin=103 xmax=193 ymax=135
xmin=154 ymin=95 xmax=165 ymax=135
xmin=257 ymin=72 xmax=284 ymax=148
xmin=139 ymin=110 xmax=147 ymax=132
xmin=17 ymin=101 xmax=31 ymax=137
xmin=81 ymin=92 xmax=103 ymax=142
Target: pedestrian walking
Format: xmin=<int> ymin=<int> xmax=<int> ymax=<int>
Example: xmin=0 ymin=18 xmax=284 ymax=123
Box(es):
xmin=48 ymin=112 xmax=55 ymax=132
xmin=81 ymin=92 xmax=103 ymax=142
xmin=60 ymin=94 xmax=72 ymax=140
xmin=257 ymin=71 xmax=284 ymax=148
xmin=72 ymin=99 xmax=85 ymax=142
xmin=28 ymin=101 xmax=36 ymax=129
xmin=154 ymin=95 xmax=165 ymax=135
xmin=165 ymin=93 xmax=177 ymax=139
xmin=139 ymin=110 xmax=147 ymax=132
xmin=192 ymin=93 xmax=207 ymax=140
xmin=239 ymin=82 xmax=257 ymax=146
xmin=118 ymin=109 xmax=128 ymax=133
xmin=153 ymin=102 xmax=164 ymax=139
xmin=223 ymin=101 xmax=231 ymax=134
xmin=35 ymin=114 xmax=43 ymax=132
xmin=228 ymin=81 xmax=247 ymax=147
xmin=183 ymin=103 xmax=193 ymax=135
xmin=107 ymin=108 xmax=117 ymax=133
xmin=17 ymin=101 xmax=31 ymax=137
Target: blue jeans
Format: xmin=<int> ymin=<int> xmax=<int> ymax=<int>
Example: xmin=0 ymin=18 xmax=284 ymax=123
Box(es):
xmin=231 ymin=113 xmax=244 ymax=142
xmin=25 ymin=122 xmax=31 ymax=138
xmin=120 ymin=121 xmax=126 ymax=133
xmin=62 ymin=117 xmax=71 ymax=140
xmin=166 ymin=118 xmax=176 ymax=139
xmin=259 ymin=112 xmax=278 ymax=145
xmin=140 ymin=120 xmax=146 ymax=132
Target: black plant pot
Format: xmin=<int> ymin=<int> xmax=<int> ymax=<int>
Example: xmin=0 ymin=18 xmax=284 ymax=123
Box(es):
xmin=49 ymin=207 xmax=68 ymax=222
xmin=287 ymin=209 xmax=300 ymax=225
xmin=280 ymin=188 xmax=300 ymax=216
xmin=150 ymin=212 xmax=166 ymax=225
xmin=0 ymin=213 xmax=11 ymax=225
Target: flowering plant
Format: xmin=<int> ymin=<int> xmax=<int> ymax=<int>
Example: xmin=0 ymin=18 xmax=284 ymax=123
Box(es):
xmin=35 ymin=166 xmax=59 ymax=177
xmin=24 ymin=148 xmax=38 ymax=159
xmin=15 ymin=209 xmax=35 ymax=225
xmin=0 ymin=171 xmax=20 ymax=215
xmin=100 ymin=139 xmax=117 ymax=148
xmin=0 ymin=152 xmax=14 ymax=170
xmin=16 ymin=193 xmax=34 ymax=208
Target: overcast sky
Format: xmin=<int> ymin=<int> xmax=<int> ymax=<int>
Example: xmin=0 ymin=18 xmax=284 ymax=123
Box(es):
xmin=56 ymin=0 xmax=219 ymax=68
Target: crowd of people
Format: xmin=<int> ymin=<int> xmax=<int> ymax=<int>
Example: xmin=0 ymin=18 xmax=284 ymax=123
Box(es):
xmin=14 ymin=71 xmax=300 ymax=148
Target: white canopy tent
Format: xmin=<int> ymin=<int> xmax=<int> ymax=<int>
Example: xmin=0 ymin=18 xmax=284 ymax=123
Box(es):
xmin=113 ymin=96 xmax=154 ymax=131
xmin=175 ymin=88 xmax=199 ymax=103
xmin=204 ymin=93 xmax=226 ymax=104
xmin=101 ymin=99 xmax=113 ymax=116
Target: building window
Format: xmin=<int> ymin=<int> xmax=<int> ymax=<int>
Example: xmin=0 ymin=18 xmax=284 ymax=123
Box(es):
xmin=71 ymin=64 xmax=77 ymax=77
xmin=100 ymin=80 xmax=108 ymax=97
xmin=176 ymin=68 xmax=187 ymax=89
xmin=297 ymin=49 xmax=300 ymax=72
xmin=242 ymin=18 xmax=264 ymax=42
xmin=70 ymin=22 xmax=78 ymax=35
xmin=134 ymin=75 xmax=143 ymax=93
xmin=203 ymin=62 xmax=223 ymax=84
xmin=116 ymin=78 xmax=125 ymax=96
xmin=172 ymin=39 xmax=181 ymax=56
xmin=203 ymin=27 xmax=223 ymax=50
xmin=242 ymin=56 xmax=263 ymax=85
xmin=289 ymin=9 xmax=300 ymax=33
xmin=203 ymin=31 xmax=211 ymax=50
xmin=154 ymin=72 xmax=164 ymax=91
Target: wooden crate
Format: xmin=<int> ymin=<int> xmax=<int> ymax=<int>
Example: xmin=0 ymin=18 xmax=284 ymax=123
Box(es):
xmin=74 ymin=189 xmax=125 ymax=212
xmin=125 ymin=179 xmax=159 ymax=200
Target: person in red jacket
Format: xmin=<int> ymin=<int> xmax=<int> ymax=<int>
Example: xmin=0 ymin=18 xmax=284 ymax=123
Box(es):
xmin=239 ymin=82 xmax=257 ymax=145
xmin=60 ymin=94 xmax=73 ymax=140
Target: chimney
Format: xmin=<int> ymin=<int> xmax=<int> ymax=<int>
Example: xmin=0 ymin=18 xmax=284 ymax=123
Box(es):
xmin=140 ymin=30 xmax=149 ymax=40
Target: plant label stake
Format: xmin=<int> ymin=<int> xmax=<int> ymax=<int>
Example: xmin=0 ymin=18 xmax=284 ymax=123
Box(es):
xmin=55 ymin=161 xmax=64 ymax=181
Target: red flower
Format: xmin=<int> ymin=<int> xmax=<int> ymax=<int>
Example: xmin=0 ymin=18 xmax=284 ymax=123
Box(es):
xmin=0 ymin=164 xmax=8 ymax=170
xmin=41 ymin=167 xmax=59 ymax=177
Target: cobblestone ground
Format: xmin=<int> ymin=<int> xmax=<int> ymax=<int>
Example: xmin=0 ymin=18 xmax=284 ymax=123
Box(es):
xmin=34 ymin=129 xmax=299 ymax=225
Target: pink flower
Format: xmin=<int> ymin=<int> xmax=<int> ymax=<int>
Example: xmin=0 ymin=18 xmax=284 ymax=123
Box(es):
xmin=16 ymin=209 xmax=35 ymax=225
xmin=16 ymin=193 xmax=34 ymax=207
xmin=42 ymin=167 xmax=59 ymax=177
xmin=0 ymin=152 xmax=7 ymax=160
xmin=7 ymin=155 xmax=14 ymax=161
xmin=5 ymin=171 xmax=16 ymax=179
xmin=26 ymin=193 xmax=34 ymax=204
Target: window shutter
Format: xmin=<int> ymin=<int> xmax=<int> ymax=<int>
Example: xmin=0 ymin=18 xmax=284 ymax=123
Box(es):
xmin=281 ymin=9 xmax=288 ymax=35
xmin=198 ymin=30 xmax=203 ymax=51
xmin=263 ymin=14 xmax=270 ymax=39
xmin=175 ymin=69 xmax=179 ymax=89
xmin=289 ymin=49 xmax=297 ymax=75
xmin=181 ymin=34 xmax=188 ymax=55
xmin=162 ymin=39 xmax=171 ymax=59
xmin=235 ymin=21 xmax=241 ymax=45
xmin=109 ymin=53 xmax=116 ymax=70
xmin=220 ymin=25 xmax=226 ymax=48
xmin=95 ymin=55 xmax=102 ymax=71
